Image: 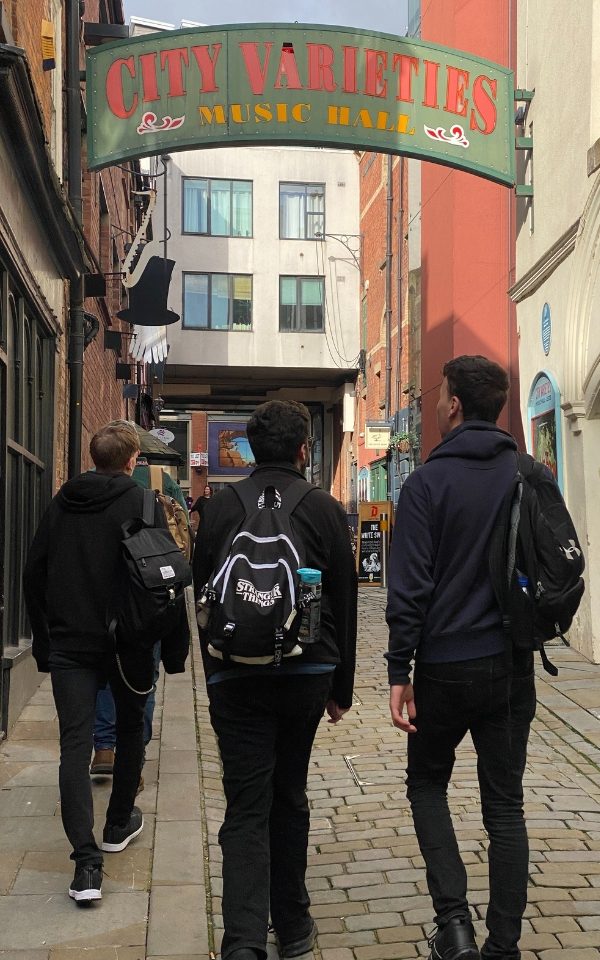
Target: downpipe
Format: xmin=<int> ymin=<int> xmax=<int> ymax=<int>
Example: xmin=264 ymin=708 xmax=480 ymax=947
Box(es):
xmin=66 ymin=0 xmax=83 ymax=477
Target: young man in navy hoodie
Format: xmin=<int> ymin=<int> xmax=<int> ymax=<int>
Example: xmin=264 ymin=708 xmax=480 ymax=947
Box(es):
xmin=386 ymin=356 xmax=536 ymax=960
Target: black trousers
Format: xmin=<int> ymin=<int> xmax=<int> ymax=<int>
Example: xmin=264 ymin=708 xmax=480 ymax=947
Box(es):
xmin=406 ymin=652 xmax=536 ymax=960
xmin=208 ymin=673 xmax=332 ymax=960
xmin=50 ymin=650 xmax=148 ymax=866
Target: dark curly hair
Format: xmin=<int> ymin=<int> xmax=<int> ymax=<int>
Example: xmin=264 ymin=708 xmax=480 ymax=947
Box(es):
xmin=443 ymin=355 xmax=509 ymax=423
xmin=246 ymin=400 xmax=311 ymax=465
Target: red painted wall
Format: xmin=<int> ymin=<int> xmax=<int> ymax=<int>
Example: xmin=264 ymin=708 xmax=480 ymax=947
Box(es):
xmin=420 ymin=0 xmax=524 ymax=456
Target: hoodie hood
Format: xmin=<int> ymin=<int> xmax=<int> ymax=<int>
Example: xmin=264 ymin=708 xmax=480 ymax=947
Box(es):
xmin=56 ymin=471 xmax=139 ymax=514
xmin=427 ymin=420 xmax=517 ymax=464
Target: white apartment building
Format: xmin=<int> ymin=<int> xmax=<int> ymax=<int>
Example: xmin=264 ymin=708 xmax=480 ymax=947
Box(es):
xmin=511 ymin=2 xmax=600 ymax=661
xmin=152 ymin=144 xmax=360 ymax=498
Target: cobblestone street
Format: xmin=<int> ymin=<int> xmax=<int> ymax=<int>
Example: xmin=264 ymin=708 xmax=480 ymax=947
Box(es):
xmin=3 ymin=588 xmax=600 ymax=958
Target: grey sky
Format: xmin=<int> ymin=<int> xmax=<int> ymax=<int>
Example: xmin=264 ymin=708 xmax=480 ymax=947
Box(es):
xmin=123 ymin=1 xmax=408 ymax=37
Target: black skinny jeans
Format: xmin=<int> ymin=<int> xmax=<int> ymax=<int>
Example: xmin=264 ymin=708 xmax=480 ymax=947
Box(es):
xmin=208 ymin=673 xmax=333 ymax=960
xmin=50 ymin=651 xmax=148 ymax=866
xmin=407 ymin=652 xmax=536 ymax=960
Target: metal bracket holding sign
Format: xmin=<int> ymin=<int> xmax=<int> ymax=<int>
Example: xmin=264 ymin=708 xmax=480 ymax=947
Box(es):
xmin=514 ymin=88 xmax=534 ymax=199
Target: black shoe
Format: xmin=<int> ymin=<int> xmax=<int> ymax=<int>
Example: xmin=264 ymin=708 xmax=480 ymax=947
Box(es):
xmin=101 ymin=806 xmax=144 ymax=852
xmin=68 ymin=863 xmax=102 ymax=904
xmin=277 ymin=918 xmax=318 ymax=958
xmin=428 ymin=917 xmax=480 ymax=960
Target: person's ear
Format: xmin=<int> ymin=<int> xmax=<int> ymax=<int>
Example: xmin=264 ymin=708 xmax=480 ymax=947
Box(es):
xmin=449 ymin=394 xmax=462 ymax=418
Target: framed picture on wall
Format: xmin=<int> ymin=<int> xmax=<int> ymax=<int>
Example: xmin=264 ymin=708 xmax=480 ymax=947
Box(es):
xmin=207 ymin=420 xmax=255 ymax=477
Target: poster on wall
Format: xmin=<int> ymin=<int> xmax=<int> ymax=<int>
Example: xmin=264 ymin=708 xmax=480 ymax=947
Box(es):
xmin=531 ymin=409 xmax=558 ymax=480
xmin=358 ymin=520 xmax=382 ymax=584
xmin=529 ymin=374 xmax=559 ymax=482
xmin=207 ymin=421 xmax=254 ymax=477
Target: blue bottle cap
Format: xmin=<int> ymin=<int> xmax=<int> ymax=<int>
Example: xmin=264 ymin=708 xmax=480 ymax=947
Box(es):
xmin=297 ymin=567 xmax=321 ymax=584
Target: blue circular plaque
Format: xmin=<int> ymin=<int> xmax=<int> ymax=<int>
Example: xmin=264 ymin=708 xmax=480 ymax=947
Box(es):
xmin=541 ymin=302 xmax=551 ymax=356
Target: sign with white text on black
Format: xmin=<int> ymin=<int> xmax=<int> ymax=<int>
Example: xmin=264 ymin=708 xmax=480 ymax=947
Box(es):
xmin=358 ymin=520 xmax=382 ymax=584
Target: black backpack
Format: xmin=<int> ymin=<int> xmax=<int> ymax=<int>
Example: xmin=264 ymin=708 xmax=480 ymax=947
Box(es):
xmin=203 ymin=476 xmax=315 ymax=666
xmin=489 ymin=453 xmax=585 ymax=675
xmin=109 ymin=488 xmax=192 ymax=691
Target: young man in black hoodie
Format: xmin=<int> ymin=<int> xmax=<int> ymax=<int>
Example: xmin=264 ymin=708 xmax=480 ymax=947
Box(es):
xmin=193 ymin=400 xmax=357 ymax=960
xmin=23 ymin=421 xmax=188 ymax=904
xmin=386 ymin=357 xmax=536 ymax=960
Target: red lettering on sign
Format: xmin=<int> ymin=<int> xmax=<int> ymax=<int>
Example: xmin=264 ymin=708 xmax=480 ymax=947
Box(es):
xmin=239 ymin=42 xmax=273 ymax=95
xmin=392 ymin=54 xmax=419 ymax=103
xmin=444 ymin=66 xmax=469 ymax=117
xmin=370 ymin=506 xmax=378 ymax=517
xmin=190 ymin=44 xmax=222 ymax=94
xmin=274 ymin=46 xmax=303 ymax=90
xmin=342 ymin=45 xmax=358 ymax=94
xmin=160 ymin=48 xmax=189 ymax=98
xmin=139 ymin=52 xmax=159 ymax=103
xmin=470 ymin=75 xmax=497 ymax=134
xmin=364 ymin=49 xmax=387 ymax=98
xmin=307 ymin=43 xmax=336 ymax=92
xmin=422 ymin=59 xmax=440 ymax=109
xmin=106 ymin=57 xmax=138 ymax=119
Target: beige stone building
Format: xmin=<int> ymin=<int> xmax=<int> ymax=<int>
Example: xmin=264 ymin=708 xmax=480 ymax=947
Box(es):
xmin=512 ymin=1 xmax=600 ymax=661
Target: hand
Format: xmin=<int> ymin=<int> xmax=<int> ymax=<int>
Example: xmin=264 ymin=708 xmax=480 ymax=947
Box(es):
xmin=326 ymin=700 xmax=350 ymax=724
xmin=389 ymin=683 xmax=417 ymax=733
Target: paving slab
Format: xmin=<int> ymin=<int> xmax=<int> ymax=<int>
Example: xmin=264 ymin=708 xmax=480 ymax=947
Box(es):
xmin=0 ymin=893 xmax=147 ymax=950
xmin=146 ymin=886 xmax=208 ymax=956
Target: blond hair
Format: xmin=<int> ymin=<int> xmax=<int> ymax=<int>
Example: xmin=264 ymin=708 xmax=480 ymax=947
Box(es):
xmin=90 ymin=421 xmax=139 ymax=471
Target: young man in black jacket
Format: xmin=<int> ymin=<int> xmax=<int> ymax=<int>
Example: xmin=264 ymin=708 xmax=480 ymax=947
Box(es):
xmin=193 ymin=400 xmax=357 ymax=960
xmin=23 ymin=421 xmax=188 ymax=905
xmin=386 ymin=357 xmax=536 ymax=960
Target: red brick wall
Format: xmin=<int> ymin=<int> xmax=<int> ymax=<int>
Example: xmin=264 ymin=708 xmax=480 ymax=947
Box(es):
xmin=76 ymin=2 xmax=136 ymax=470
xmin=190 ymin=412 xmax=209 ymax=502
xmin=357 ymin=154 xmax=410 ymax=475
xmin=4 ymin=0 xmax=55 ymax=140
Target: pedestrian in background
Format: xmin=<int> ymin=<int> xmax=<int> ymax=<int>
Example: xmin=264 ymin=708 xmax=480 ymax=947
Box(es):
xmin=190 ymin=483 xmax=212 ymax=530
xmin=90 ymin=455 xmax=191 ymax=784
xmin=386 ymin=356 xmax=536 ymax=960
xmin=193 ymin=400 xmax=357 ymax=960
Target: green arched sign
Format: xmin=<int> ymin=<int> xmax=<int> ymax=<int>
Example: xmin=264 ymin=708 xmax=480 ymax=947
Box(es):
xmin=86 ymin=23 xmax=515 ymax=185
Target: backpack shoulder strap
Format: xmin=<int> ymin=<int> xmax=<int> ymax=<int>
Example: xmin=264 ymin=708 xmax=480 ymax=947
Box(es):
xmin=142 ymin=487 xmax=156 ymax=526
xmin=281 ymin=478 xmax=316 ymax=515
xmin=230 ymin=477 xmax=260 ymax=516
xmin=149 ymin=465 xmax=163 ymax=492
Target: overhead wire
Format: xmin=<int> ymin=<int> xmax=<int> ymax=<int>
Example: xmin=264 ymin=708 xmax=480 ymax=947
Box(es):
xmin=315 ymin=236 xmax=361 ymax=367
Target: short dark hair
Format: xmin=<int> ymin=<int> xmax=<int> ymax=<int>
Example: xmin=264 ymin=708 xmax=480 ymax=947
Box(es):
xmin=90 ymin=421 xmax=139 ymax=471
xmin=246 ymin=400 xmax=311 ymax=465
xmin=443 ymin=355 xmax=509 ymax=423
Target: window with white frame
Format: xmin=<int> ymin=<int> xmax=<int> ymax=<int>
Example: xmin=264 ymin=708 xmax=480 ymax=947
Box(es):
xmin=183 ymin=273 xmax=252 ymax=330
xmin=183 ymin=178 xmax=252 ymax=237
xmin=279 ymin=182 xmax=325 ymax=239
xmin=279 ymin=277 xmax=324 ymax=332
